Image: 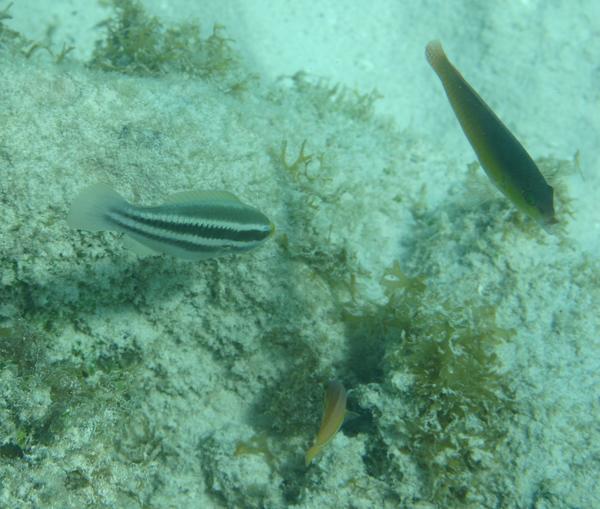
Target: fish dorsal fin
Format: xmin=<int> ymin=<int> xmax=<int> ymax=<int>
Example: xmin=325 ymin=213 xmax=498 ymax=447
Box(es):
xmin=164 ymin=190 xmax=242 ymax=205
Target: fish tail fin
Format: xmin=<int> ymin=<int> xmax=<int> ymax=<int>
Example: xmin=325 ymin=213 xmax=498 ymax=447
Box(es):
xmin=67 ymin=183 xmax=126 ymax=231
xmin=305 ymin=444 xmax=320 ymax=466
xmin=425 ymin=40 xmax=447 ymax=71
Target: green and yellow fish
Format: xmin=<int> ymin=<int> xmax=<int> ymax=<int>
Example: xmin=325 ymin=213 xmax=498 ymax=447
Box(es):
xmin=305 ymin=380 xmax=347 ymax=465
xmin=426 ymin=40 xmax=557 ymax=226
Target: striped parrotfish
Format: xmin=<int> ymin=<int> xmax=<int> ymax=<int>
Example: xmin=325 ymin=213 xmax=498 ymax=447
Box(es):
xmin=425 ymin=40 xmax=557 ymax=226
xmin=67 ymin=183 xmax=275 ymax=260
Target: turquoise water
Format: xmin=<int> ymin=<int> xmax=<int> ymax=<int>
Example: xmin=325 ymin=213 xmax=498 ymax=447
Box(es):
xmin=0 ymin=1 xmax=598 ymax=508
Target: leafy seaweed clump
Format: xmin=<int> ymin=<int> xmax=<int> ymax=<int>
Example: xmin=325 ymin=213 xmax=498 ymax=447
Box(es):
xmin=281 ymin=71 xmax=382 ymax=122
xmin=345 ymin=261 xmax=515 ymax=506
xmin=90 ymin=0 xmax=244 ymax=84
xmin=381 ymin=262 xmax=515 ymax=505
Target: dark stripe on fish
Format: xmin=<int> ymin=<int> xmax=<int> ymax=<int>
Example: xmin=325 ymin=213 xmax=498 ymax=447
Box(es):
xmin=110 ymin=206 xmax=271 ymax=243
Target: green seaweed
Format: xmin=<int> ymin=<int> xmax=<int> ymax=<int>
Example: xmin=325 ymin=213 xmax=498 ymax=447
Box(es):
xmin=390 ymin=270 xmax=513 ymax=505
xmin=269 ymin=140 xmax=361 ymax=298
xmin=0 ymin=2 xmax=28 ymax=51
xmin=89 ymin=0 xmax=246 ymax=87
xmin=0 ymin=318 xmax=142 ymax=452
xmin=0 ymin=2 xmax=75 ymax=62
xmin=285 ymin=71 xmax=382 ymax=122
xmin=344 ymin=262 xmax=515 ymax=506
xmin=276 ymin=139 xmax=315 ymax=182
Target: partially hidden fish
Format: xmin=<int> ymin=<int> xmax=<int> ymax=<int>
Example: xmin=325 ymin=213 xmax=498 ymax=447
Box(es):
xmin=305 ymin=380 xmax=347 ymax=466
xmin=67 ymin=183 xmax=275 ymax=260
xmin=425 ymin=40 xmax=557 ymax=226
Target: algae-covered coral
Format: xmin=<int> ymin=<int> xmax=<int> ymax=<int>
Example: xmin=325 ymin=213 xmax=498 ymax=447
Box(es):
xmin=1 ymin=1 xmax=599 ymax=508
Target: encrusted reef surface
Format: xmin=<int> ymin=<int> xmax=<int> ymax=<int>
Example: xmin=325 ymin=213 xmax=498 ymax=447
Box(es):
xmin=1 ymin=2 xmax=598 ymax=508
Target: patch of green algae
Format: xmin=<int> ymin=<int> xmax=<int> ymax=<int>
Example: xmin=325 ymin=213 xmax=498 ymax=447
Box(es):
xmin=341 ymin=258 xmax=515 ymax=506
xmin=385 ymin=265 xmax=514 ymax=503
xmin=89 ymin=0 xmax=252 ymax=92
